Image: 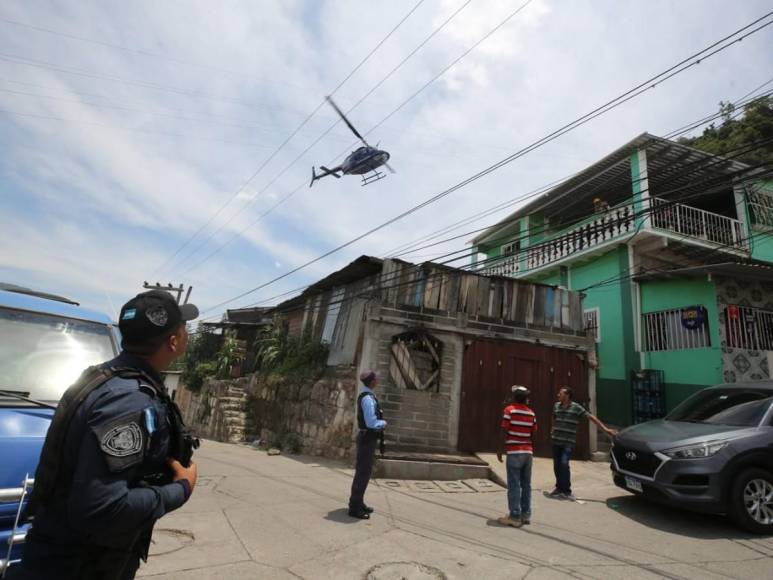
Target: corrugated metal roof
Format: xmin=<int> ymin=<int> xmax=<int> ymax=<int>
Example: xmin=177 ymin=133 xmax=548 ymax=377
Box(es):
xmin=472 ymin=133 xmax=751 ymax=246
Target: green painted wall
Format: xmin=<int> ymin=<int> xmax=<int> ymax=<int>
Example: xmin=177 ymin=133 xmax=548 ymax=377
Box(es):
xmin=524 ymin=246 xmax=634 ymax=425
xmin=639 ymin=278 xmax=723 ymax=411
xmin=574 ymin=247 xmax=637 ymax=425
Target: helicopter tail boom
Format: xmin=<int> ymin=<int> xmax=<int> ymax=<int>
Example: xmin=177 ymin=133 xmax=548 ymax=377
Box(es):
xmin=309 ymin=165 xmax=342 ymax=187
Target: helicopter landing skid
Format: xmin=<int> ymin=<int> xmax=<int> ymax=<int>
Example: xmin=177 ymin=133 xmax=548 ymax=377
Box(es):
xmin=361 ymin=170 xmax=386 ymax=186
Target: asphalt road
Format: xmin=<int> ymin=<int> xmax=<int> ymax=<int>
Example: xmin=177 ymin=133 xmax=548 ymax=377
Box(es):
xmin=136 ymin=440 xmax=773 ymax=580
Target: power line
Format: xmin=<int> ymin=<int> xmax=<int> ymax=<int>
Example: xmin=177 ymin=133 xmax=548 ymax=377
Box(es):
xmin=163 ymin=0 xmax=480 ymax=276
xmin=385 ymin=87 xmax=773 ymax=261
xmin=196 ymin=12 xmax=773 ymax=316
xmin=199 ymin=138 xmax=772 ymax=322
xmin=148 ymin=0 xmax=429 ymax=277
xmin=197 ymin=109 xmax=773 ymax=322
xmin=171 ymin=0 xmax=540 ymax=276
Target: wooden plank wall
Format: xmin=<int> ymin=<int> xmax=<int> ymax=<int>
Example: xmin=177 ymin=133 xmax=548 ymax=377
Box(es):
xmin=378 ymin=260 xmax=585 ymax=333
xmin=293 ymin=259 xmax=586 ymax=337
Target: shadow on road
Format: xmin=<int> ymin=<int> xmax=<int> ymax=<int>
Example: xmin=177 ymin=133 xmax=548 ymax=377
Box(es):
xmin=605 ymin=494 xmax=759 ymax=539
xmin=325 ymin=508 xmax=360 ymax=524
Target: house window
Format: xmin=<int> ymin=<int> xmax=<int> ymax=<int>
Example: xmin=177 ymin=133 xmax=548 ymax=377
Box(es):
xmin=501 ymin=239 xmax=521 ymax=256
xmin=583 ymin=308 xmax=600 ymax=342
xmin=747 ymin=187 xmax=773 ymax=229
xmin=723 ymin=304 xmax=773 ymax=351
xmin=643 ymin=306 xmax=710 ymax=351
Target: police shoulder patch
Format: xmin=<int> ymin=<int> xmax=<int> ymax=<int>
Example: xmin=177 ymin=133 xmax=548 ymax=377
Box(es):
xmin=101 ymin=422 xmax=143 ymax=457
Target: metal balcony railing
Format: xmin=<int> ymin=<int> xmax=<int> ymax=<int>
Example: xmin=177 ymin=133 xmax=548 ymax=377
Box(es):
xmin=479 ymin=196 xmax=748 ymax=278
xmin=650 ymin=197 xmax=747 ymax=250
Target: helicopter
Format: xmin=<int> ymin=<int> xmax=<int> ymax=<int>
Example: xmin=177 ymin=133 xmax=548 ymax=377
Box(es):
xmin=310 ymin=96 xmax=394 ymax=187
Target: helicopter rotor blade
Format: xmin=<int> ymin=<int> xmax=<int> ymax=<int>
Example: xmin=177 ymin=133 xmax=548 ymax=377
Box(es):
xmin=326 ymin=96 xmax=369 ymax=147
xmin=385 ymin=162 xmax=396 ymax=174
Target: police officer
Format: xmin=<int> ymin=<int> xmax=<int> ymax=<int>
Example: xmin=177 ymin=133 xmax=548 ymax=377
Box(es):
xmin=15 ymin=290 xmax=200 ymax=580
xmin=348 ymin=370 xmax=386 ymax=519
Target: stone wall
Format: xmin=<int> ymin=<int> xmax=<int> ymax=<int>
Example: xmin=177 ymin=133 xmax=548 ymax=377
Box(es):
xmin=246 ymin=368 xmax=358 ymax=459
xmin=177 ymin=369 xmax=358 ymax=459
xmin=179 ymin=377 xmax=249 ymax=444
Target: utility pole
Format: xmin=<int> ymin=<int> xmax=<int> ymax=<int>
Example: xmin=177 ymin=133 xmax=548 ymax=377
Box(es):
xmin=142 ymin=281 xmax=193 ymax=304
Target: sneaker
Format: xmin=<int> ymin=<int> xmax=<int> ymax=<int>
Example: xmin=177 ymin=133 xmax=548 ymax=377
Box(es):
xmin=548 ymin=488 xmax=563 ymax=497
xmin=497 ymin=515 xmax=523 ymax=528
xmin=521 ymin=514 xmax=531 ymax=525
xmin=559 ymin=493 xmax=577 ymax=501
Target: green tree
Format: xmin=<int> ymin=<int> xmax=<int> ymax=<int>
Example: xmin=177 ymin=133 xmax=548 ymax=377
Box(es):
xmin=678 ymin=96 xmax=773 ymax=166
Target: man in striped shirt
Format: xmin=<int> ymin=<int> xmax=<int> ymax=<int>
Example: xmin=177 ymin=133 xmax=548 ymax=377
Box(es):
xmin=550 ymin=387 xmax=616 ymax=500
xmin=497 ymin=386 xmax=537 ymax=528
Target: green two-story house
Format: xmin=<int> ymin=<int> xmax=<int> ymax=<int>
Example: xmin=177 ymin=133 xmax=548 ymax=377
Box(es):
xmin=472 ymin=133 xmax=773 ymax=427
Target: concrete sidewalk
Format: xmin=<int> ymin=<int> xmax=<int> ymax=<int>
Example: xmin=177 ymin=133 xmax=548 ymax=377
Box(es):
xmin=136 ymin=440 xmax=773 ymax=580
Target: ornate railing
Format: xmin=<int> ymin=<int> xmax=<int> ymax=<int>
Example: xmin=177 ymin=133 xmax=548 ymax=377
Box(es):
xmin=479 ymin=254 xmax=519 ymax=277
xmin=480 ymin=196 xmax=748 ymax=278
xmin=526 ymin=204 xmax=636 ymax=270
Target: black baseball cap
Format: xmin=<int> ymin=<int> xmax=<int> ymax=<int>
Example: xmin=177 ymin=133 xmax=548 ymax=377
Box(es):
xmin=119 ymin=290 xmax=199 ymax=343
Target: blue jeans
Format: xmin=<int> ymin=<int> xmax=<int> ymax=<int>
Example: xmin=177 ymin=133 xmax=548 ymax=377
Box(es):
xmin=552 ymin=443 xmax=573 ymax=494
xmin=505 ymin=453 xmax=532 ymax=518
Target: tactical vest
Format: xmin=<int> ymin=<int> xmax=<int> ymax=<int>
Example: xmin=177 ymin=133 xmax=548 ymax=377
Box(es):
xmin=27 ymin=365 xmax=197 ymax=516
xmin=356 ymin=391 xmax=383 ymax=430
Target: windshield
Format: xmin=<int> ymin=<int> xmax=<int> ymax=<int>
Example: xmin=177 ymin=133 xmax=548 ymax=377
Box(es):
xmin=666 ymin=388 xmax=773 ymax=427
xmin=0 ymin=307 xmax=115 ymax=402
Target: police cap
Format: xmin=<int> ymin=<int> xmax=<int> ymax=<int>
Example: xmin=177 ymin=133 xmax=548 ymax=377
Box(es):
xmin=119 ymin=290 xmax=199 ymax=342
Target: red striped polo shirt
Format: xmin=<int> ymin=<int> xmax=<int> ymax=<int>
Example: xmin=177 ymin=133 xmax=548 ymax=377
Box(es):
xmin=501 ymin=403 xmax=537 ymax=454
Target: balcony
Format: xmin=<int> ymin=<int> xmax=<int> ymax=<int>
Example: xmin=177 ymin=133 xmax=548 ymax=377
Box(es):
xmin=481 ymin=197 xmax=748 ymax=277
xmin=650 ymin=197 xmax=747 ymax=251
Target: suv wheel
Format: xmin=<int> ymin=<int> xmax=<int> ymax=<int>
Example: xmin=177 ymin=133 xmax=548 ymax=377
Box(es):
xmin=730 ymin=468 xmax=773 ymax=534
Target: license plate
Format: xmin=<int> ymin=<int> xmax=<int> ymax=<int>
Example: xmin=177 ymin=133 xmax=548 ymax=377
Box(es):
xmin=625 ymin=476 xmax=643 ymax=493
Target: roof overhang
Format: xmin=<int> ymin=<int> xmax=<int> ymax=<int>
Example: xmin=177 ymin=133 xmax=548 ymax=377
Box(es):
xmin=634 ymin=262 xmax=773 ymax=282
xmin=471 ymin=133 xmax=751 ymax=247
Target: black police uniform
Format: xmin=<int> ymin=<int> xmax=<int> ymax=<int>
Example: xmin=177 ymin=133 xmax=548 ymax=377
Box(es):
xmin=16 ymin=352 xmax=191 ymax=580
xmin=348 ymin=390 xmax=385 ymax=517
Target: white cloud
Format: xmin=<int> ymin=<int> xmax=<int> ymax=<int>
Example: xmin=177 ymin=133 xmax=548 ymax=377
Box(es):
xmin=1 ymin=0 xmax=771 ymax=319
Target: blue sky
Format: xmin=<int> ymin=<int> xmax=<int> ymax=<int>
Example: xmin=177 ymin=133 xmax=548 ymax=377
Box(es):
xmin=0 ymin=0 xmax=771 ymax=322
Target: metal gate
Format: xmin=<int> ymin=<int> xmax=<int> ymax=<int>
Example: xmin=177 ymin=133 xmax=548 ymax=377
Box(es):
xmin=458 ymin=338 xmax=589 ymax=458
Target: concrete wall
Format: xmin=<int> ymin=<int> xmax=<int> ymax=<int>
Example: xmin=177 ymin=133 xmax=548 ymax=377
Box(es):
xmin=640 ymin=277 xmax=723 ymax=410
xmin=358 ymin=315 xmax=463 ymax=453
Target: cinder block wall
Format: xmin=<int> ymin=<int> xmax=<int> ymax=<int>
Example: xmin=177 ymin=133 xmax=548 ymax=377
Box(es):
xmin=363 ymin=318 xmax=463 ymax=454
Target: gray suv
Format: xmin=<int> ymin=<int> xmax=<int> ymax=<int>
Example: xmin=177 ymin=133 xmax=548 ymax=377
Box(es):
xmin=611 ymin=382 xmax=773 ymax=533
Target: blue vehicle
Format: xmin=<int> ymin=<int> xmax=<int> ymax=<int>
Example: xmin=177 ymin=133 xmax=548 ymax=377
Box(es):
xmin=0 ymin=284 xmax=118 ymax=575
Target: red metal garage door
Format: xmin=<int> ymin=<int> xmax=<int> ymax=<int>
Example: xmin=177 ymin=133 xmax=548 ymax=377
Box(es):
xmin=458 ymin=339 xmax=589 ymax=458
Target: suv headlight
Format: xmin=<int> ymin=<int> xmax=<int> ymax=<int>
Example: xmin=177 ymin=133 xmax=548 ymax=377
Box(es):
xmin=662 ymin=441 xmax=727 ymax=459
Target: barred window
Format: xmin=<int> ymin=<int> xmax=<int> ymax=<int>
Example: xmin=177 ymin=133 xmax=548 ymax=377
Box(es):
xmin=584 ymin=308 xmax=600 ymax=342
xmin=643 ymin=307 xmax=710 ymax=351
xmin=747 ymin=187 xmax=773 ymax=229
xmin=723 ymin=304 xmax=773 ymax=351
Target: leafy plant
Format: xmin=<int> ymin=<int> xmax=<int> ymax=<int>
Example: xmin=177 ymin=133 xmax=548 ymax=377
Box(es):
xmin=253 ymin=319 xmax=329 ymax=378
xmin=215 ymin=336 xmax=242 ymax=379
